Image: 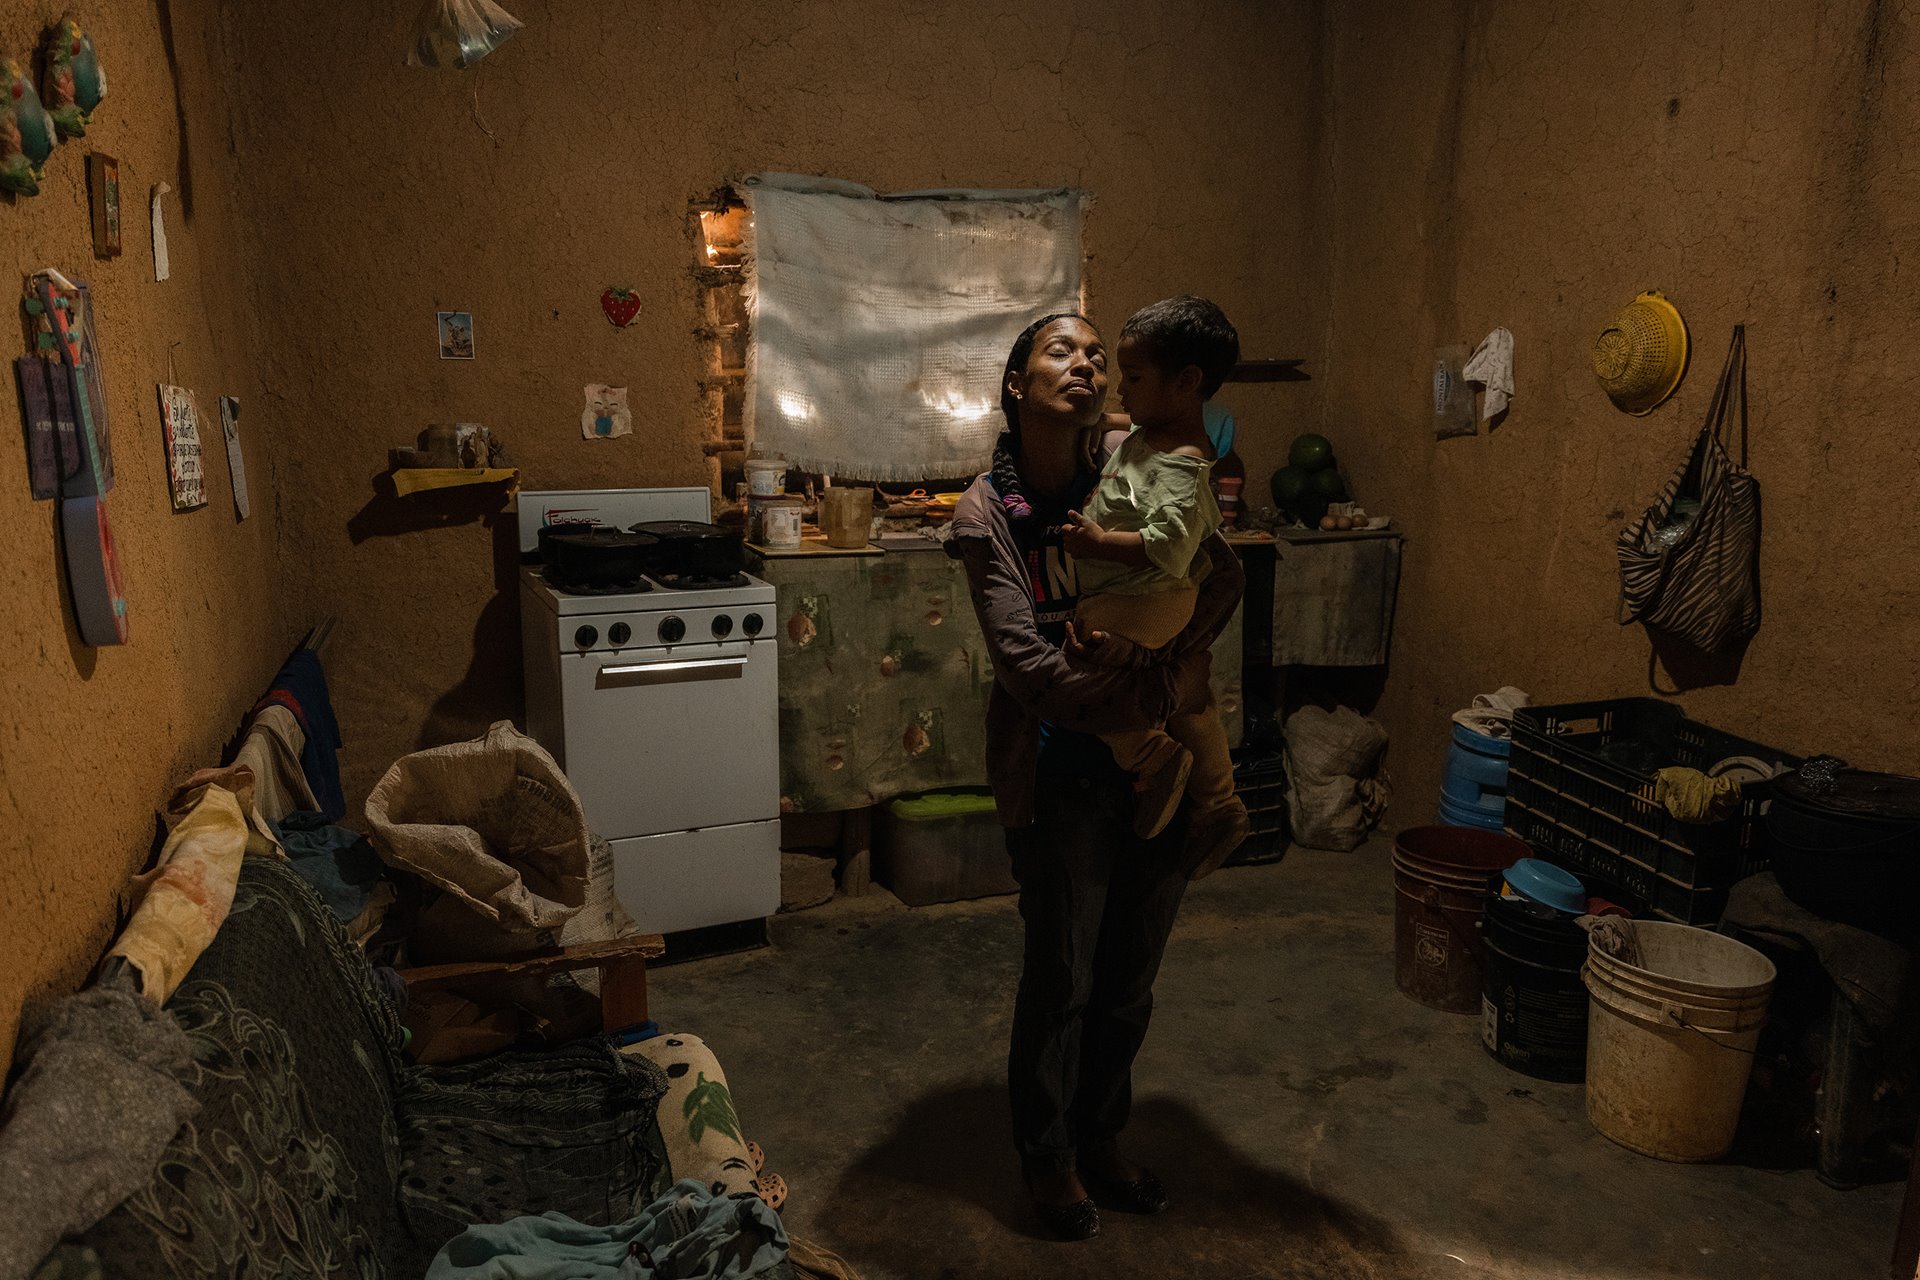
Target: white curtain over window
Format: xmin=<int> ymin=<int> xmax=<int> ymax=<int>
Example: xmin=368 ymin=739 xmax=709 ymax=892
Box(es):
xmin=742 ymin=174 xmax=1085 ymax=481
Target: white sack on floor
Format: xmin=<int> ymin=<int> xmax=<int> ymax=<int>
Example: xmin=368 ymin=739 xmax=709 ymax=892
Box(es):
xmin=1284 ymin=706 xmax=1391 ymax=851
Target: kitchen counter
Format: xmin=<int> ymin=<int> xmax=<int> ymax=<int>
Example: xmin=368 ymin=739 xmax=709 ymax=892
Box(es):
xmin=1231 ymin=526 xmax=1403 ymax=667
xmin=747 ymin=532 xmax=947 ymax=557
xmin=750 ymin=543 xmax=1243 ymax=813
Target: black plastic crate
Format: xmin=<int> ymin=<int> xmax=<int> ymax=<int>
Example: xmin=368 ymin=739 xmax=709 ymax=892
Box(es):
xmin=1502 ymin=698 xmax=1799 ymax=924
xmin=1228 ymin=748 xmax=1288 ymax=867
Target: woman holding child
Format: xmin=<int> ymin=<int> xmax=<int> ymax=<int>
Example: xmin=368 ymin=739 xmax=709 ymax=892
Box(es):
xmin=947 ymin=299 xmax=1247 ymax=1239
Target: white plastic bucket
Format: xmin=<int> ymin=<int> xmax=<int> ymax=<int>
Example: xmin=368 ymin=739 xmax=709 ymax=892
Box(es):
xmin=1582 ymin=922 xmax=1775 ymax=1162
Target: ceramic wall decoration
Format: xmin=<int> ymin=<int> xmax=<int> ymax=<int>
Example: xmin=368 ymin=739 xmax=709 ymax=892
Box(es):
xmin=601 ymin=287 xmax=641 ymax=329
xmin=581 ymin=384 xmax=631 ymax=439
xmin=1 ymin=55 xmax=58 ymax=196
xmin=42 ymin=15 xmax=107 ymax=140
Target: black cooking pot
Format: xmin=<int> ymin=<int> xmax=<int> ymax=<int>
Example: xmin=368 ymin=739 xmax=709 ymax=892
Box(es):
xmin=538 ymin=522 xmax=618 ymax=569
xmin=628 ymin=520 xmax=745 ymax=579
xmin=1768 ymin=768 xmax=1920 ymax=941
xmin=545 ymin=528 xmax=660 ymax=587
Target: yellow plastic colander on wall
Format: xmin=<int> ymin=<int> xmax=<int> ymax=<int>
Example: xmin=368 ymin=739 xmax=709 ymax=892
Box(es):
xmin=1593 ymin=290 xmax=1690 ymax=415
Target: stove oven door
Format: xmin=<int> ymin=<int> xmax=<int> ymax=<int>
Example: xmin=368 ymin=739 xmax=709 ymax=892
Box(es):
xmin=559 ymin=639 xmax=778 ymax=839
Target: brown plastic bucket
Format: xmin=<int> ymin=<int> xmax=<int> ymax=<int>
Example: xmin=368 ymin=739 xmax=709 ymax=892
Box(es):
xmin=1393 ymin=826 xmax=1532 ymax=1013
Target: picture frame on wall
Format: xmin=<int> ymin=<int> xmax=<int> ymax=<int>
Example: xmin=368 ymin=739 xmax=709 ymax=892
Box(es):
xmin=87 ymin=154 xmax=122 ymax=259
xmin=436 ymin=310 xmax=475 ymax=360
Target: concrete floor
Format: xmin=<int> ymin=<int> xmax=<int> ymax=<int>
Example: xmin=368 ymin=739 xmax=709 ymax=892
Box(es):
xmin=648 ymin=833 xmax=1905 ymax=1280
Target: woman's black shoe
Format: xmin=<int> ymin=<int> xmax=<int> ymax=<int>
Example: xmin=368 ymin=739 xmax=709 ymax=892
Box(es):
xmin=1083 ymin=1166 xmax=1170 ymax=1215
xmin=1033 ymin=1195 xmax=1100 ymax=1240
xmin=1024 ymin=1167 xmax=1100 ymax=1240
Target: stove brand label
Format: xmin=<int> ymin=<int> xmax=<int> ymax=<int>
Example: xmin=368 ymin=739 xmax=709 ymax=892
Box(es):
xmin=543 ymin=507 xmax=608 ymax=527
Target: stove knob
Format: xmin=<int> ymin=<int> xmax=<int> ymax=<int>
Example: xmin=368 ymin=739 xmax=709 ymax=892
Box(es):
xmin=573 ymin=624 xmax=599 ymax=650
xmin=608 ymin=622 xmax=631 ymax=647
xmin=742 ymin=612 xmax=764 ymax=638
xmin=711 ymin=614 xmax=734 ymax=639
xmin=658 ymin=615 xmax=686 ymax=644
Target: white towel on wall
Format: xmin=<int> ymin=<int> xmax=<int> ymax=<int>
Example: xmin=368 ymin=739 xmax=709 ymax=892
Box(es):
xmin=1464 ymin=327 xmax=1514 ymax=419
xmin=742 ymin=174 xmax=1084 ymax=481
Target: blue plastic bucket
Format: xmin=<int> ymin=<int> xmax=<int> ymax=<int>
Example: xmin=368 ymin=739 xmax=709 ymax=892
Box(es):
xmin=1438 ymin=722 xmax=1511 ymax=831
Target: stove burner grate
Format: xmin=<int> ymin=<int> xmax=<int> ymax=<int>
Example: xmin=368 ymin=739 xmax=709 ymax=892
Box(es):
xmin=541 ymin=568 xmax=653 ymax=596
xmin=653 ymin=571 xmax=752 ymax=591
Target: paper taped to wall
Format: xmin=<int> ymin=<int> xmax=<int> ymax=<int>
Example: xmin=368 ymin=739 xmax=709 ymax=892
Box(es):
xmin=151 ymin=182 xmax=171 ymax=282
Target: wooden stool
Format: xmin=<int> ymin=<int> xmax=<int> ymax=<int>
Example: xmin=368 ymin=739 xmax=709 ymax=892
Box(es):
xmin=397 ymin=933 xmax=666 ymax=1034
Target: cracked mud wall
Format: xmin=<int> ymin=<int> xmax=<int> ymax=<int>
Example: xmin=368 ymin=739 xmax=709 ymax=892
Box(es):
xmin=219 ymin=1 xmax=1325 ymax=811
xmin=0 ymin=3 xmax=287 ymax=1064
xmin=1313 ymin=0 xmax=1920 ymax=802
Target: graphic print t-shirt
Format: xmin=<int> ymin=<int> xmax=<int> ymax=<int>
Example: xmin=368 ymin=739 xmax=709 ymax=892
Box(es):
xmin=1015 ymin=494 xmax=1083 ymax=648
xmin=1007 ymin=473 xmax=1119 ymax=776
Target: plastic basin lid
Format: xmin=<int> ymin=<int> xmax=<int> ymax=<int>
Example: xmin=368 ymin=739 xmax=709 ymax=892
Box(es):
xmin=889 ymin=789 xmax=999 ymax=820
xmin=1504 ymin=858 xmax=1585 ymax=913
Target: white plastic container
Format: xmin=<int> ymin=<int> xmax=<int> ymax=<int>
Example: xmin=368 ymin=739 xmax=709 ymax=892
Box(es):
xmin=746 ymin=454 xmax=787 ymax=497
xmin=757 ymin=495 xmax=803 ymax=548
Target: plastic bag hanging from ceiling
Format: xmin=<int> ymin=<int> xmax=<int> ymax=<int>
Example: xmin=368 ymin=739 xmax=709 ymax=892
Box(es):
xmin=407 ymin=0 xmax=523 ymax=69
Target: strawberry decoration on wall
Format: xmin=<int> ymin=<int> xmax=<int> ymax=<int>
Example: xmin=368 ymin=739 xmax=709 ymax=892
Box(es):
xmin=601 ymin=287 xmax=640 ymax=329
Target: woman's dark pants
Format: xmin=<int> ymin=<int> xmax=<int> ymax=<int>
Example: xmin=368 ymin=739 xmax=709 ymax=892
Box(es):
xmin=1005 ymin=771 xmax=1190 ymax=1174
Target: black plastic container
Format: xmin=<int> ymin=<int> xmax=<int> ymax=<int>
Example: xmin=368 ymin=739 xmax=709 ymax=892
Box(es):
xmin=1481 ymin=884 xmax=1591 ymax=1082
xmin=1768 ymin=770 xmax=1920 ymax=942
xmin=1227 ymin=749 xmax=1288 ymax=867
xmin=1503 ymin=697 xmax=1800 ymax=924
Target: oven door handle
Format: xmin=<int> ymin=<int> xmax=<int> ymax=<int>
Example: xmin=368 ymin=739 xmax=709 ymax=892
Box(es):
xmin=596 ymin=654 xmax=749 ymax=686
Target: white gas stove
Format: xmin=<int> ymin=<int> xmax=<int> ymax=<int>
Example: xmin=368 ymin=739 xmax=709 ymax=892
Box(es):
xmin=518 ymin=488 xmax=780 ymax=935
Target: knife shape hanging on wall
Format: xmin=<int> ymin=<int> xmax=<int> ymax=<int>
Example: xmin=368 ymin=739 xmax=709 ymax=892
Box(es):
xmin=30 ymin=270 xmax=128 ymax=646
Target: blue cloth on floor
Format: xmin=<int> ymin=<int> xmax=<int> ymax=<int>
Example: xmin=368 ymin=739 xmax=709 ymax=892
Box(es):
xmin=427 ymin=1180 xmax=788 ymax=1280
xmin=272 ymin=811 xmax=382 ymax=923
xmin=261 ymin=649 xmax=346 ymax=821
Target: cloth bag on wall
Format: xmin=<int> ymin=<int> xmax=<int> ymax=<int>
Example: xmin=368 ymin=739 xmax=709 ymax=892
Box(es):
xmin=1616 ymin=325 xmax=1761 ymax=653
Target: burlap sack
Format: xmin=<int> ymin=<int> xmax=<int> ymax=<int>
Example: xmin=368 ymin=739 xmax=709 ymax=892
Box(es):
xmin=1283 ymin=705 xmax=1392 ymax=852
xmin=365 ymin=721 xmax=589 ymax=937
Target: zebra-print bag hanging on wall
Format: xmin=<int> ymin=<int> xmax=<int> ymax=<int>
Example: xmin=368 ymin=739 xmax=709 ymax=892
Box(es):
xmin=1617 ymin=325 xmax=1761 ymax=653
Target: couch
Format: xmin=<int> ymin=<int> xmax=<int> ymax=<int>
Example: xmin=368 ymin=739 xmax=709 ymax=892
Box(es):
xmin=33 ymin=855 xmax=675 ymax=1278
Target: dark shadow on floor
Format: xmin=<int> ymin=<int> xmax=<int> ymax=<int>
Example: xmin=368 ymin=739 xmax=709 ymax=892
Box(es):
xmin=823 ymin=1080 xmax=1428 ymax=1279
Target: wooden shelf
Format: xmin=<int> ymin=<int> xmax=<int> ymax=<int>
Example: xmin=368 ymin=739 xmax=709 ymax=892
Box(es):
xmin=390 ymin=468 xmax=518 ymax=497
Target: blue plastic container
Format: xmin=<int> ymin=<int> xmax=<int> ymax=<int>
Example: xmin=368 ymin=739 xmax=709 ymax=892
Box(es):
xmin=1502 ymin=858 xmax=1586 ymax=914
xmin=1438 ymin=721 xmax=1512 ymax=831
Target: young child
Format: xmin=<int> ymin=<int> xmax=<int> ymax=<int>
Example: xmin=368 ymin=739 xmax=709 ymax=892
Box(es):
xmin=1062 ymin=296 xmax=1250 ymax=879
